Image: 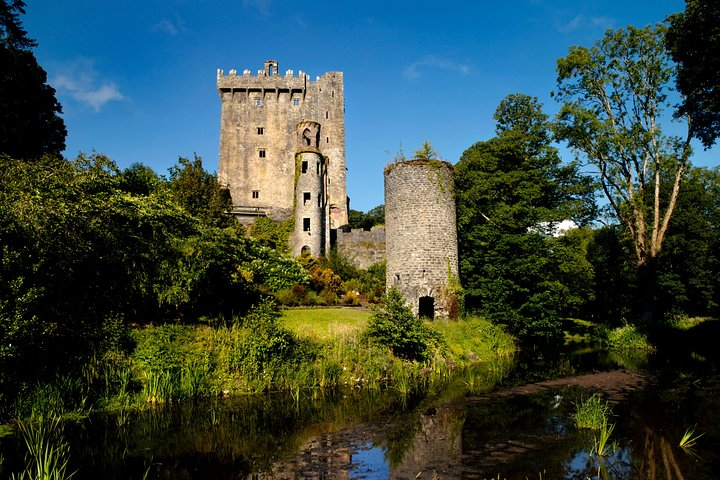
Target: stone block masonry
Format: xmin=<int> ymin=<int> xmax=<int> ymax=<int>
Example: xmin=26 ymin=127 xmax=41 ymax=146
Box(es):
xmin=336 ymin=226 xmax=386 ymax=270
xmin=384 ymin=160 xmax=459 ymax=319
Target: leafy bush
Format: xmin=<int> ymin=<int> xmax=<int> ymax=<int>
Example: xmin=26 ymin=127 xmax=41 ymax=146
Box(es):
xmin=600 ymin=324 xmax=655 ymax=352
xmin=365 ymin=288 xmax=444 ymax=361
xmin=236 ymin=298 xmax=298 ymax=374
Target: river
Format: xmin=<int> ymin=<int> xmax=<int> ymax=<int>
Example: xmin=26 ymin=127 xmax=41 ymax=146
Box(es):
xmin=2 ymin=324 xmax=719 ymax=479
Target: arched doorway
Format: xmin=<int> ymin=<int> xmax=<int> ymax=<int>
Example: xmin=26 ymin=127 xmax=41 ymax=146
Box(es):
xmin=418 ymin=296 xmax=434 ymax=319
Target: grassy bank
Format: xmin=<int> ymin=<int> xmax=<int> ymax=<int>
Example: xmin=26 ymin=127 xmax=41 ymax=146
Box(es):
xmin=6 ymin=306 xmax=515 ymax=424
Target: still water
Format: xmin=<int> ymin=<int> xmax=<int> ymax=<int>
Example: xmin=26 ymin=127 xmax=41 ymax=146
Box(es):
xmin=3 ymin=330 xmax=720 ymax=479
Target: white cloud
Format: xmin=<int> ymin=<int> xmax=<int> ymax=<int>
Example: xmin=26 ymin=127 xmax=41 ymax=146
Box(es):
xmin=555 ymin=14 xmax=616 ymax=34
xmin=52 ymin=58 xmax=125 ymax=112
xmin=590 ymin=16 xmax=616 ymax=31
xmin=404 ymin=55 xmax=471 ymax=80
xmin=152 ymin=14 xmax=187 ymax=36
xmin=556 ymin=14 xmax=584 ymax=34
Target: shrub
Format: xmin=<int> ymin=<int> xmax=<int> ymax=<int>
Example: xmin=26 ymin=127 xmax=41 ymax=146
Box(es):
xmin=365 ymin=288 xmax=444 ymax=361
xmin=601 ymin=324 xmax=655 ymax=352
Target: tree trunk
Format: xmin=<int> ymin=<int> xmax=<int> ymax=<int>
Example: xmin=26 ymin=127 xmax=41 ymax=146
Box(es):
xmin=636 ymin=256 xmax=660 ymax=325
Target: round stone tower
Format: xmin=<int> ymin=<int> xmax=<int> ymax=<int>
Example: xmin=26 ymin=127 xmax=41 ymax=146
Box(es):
xmin=384 ymin=160 xmax=459 ymax=319
xmin=292 ymin=121 xmax=327 ymax=257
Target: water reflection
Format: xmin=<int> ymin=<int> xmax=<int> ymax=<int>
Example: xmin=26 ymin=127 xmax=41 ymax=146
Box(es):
xmin=3 ymin=346 xmax=719 ymax=479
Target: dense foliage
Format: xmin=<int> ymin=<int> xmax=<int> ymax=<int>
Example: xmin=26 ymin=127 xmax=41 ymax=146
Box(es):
xmin=455 ymin=94 xmax=595 ymax=339
xmin=0 ymin=154 xmax=308 ymax=390
xmin=667 ymin=0 xmax=720 ymax=148
xmin=347 ymin=204 xmax=385 ymax=230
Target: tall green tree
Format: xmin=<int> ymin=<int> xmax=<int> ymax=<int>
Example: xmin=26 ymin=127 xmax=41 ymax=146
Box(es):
xmin=168 ymin=155 xmax=233 ymax=228
xmin=667 ymin=0 xmax=720 ymax=148
xmin=0 ymin=0 xmax=66 ymax=159
xmin=456 ymin=94 xmax=595 ymax=338
xmin=348 ymin=204 xmax=385 ymax=230
xmin=554 ymin=25 xmax=690 ymax=270
xmin=655 ymin=167 xmax=720 ymax=316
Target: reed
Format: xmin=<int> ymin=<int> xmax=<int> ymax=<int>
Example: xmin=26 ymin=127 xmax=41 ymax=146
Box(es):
xmin=574 ymin=395 xmax=612 ymax=430
xmin=679 ymin=426 xmax=704 ymax=449
xmin=592 ymin=420 xmax=616 ymax=457
xmin=11 ymin=416 xmax=75 ymax=480
xmin=141 ymin=369 xmax=175 ymax=404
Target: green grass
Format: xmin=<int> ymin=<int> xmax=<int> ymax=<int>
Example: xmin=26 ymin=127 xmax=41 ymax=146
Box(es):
xmin=281 ymin=307 xmax=370 ymax=341
xmin=433 ymin=315 xmax=516 ymax=361
xmin=4 ymin=307 xmax=517 ymax=430
xmin=574 ymin=395 xmax=612 ymax=430
xmin=671 ymin=316 xmax=716 ymax=331
xmin=604 ymin=324 xmax=655 ymax=352
xmin=679 ymin=426 xmax=704 ymax=449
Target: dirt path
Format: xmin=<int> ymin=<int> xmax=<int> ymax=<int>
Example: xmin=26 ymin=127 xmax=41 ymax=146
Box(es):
xmin=467 ymin=368 xmax=650 ymax=404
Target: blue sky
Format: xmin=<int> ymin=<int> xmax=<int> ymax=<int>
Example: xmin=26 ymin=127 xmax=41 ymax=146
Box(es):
xmin=24 ymin=0 xmax=715 ymax=212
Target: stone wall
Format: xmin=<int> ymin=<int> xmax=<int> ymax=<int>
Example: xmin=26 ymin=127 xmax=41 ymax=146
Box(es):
xmin=335 ymin=226 xmax=386 ymax=270
xmin=384 ymin=160 xmax=459 ymax=318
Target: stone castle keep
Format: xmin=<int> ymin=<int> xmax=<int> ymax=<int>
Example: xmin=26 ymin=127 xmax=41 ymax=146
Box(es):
xmin=217 ymin=61 xmax=459 ymax=318
xmin=217 ymin=60 xmax=347 ymax=257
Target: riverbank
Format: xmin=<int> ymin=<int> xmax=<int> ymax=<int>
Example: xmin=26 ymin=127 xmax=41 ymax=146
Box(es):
xmin=4 ymin=306 xmax=516 ymax=424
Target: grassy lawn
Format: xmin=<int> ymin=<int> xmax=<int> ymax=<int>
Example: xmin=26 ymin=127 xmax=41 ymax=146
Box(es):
xmin=281 ymin=307 xmax=371 ymax=341
xmin=282 ymin=308 xmax=517 ymax=362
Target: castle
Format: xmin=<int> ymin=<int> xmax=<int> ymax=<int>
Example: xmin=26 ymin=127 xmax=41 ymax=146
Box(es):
xmin=217 ymin=60 xmax=347 ymax=257
xmin=217 ymin=61 xmax=459 ymax=318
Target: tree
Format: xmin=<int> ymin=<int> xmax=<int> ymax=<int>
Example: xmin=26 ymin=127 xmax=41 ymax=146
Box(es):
xmin=168 ymin=155 xmax=234 ymax=228
xmin=0 ymin=153 xmax=308 ymax=388
xmin=456 ymin=94 xmax=595 ymax=338
xmin=413 ymin=140 xmax=440 ymax=160
xmin=554 ymin=25 xmax=690 ymax=273
xmin=347 ymin=204 xmax=384 ymax=230
xmin=655 ymin=167 xmax=720 ymax=316
xmin=366 ymin=287 xmax=443 ymax=361
xmin=667 ymin=0 xmax=720 ymax=148
xmin=0 ymin=0 xmax=35 ymax=49
xmin=0 ymin=0 xmax=66 ymax=159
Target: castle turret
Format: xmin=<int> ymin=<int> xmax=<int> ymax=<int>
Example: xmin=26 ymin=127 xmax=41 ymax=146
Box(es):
xmin=293 ymin=121 xmax=327 ymax=256
xmin=384 ymin=160 xmax=459 ymax=318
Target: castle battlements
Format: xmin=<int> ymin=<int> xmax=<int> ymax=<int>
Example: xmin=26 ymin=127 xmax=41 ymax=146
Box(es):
xmin=217 ymin=60 xmax=342 ymax=93
xmin=217 ymin=68 xmax=309 ymax=79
